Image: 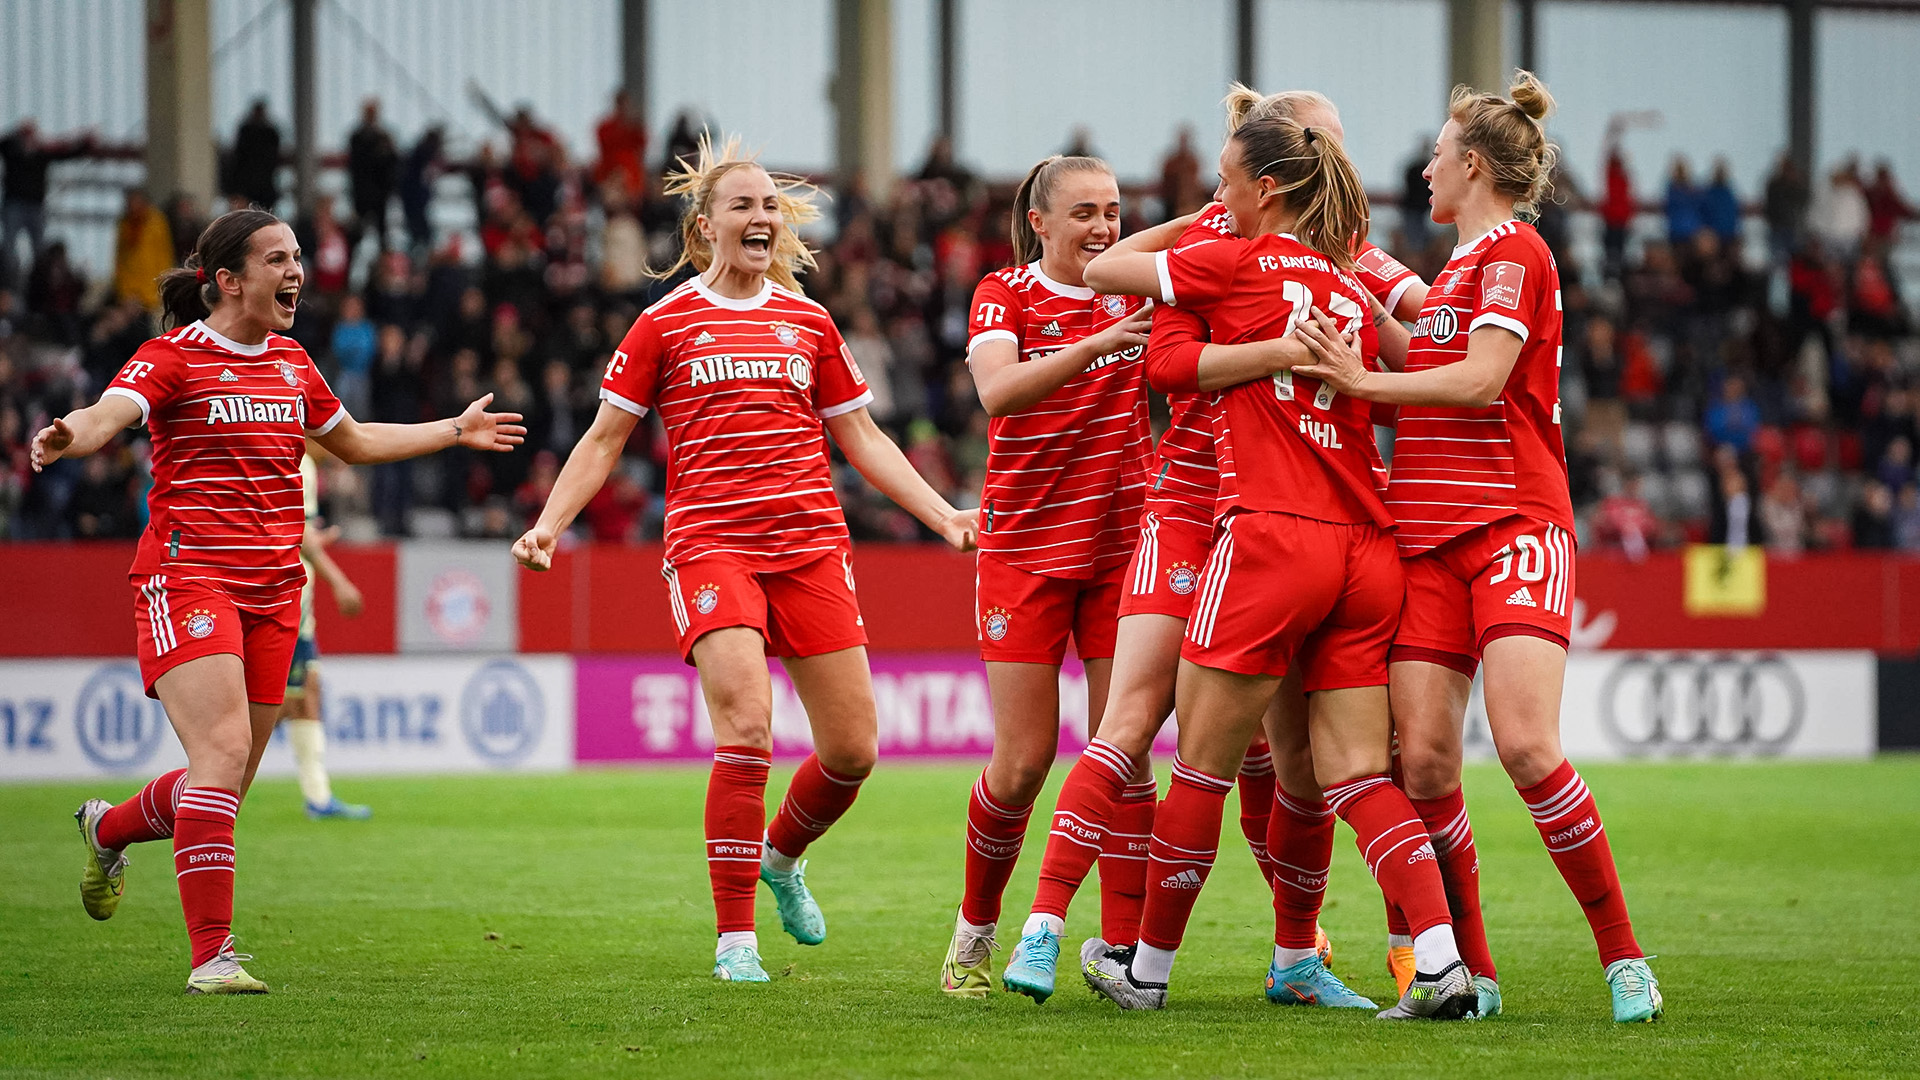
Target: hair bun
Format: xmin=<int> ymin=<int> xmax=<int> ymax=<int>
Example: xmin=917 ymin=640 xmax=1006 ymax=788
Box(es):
xmin=1509 ymin=69 xmax=1555 ymax=122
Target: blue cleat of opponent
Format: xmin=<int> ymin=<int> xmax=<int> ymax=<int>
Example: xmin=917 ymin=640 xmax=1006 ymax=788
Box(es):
xmin=305 ymin=797 xmax=371 ymax=820
xmin=759 ymin=859 xmax=826 ymax=945
xmin=1472 ymin=975 xmax=1502 ymax=1018
xmin=1265 ymin=954 xmax=1377 ymax=1009
xmin=1606 ymin=957 xmax=1663 ymax=1022
xmin=1003 ymin=927 xmax=1061 ymax=1003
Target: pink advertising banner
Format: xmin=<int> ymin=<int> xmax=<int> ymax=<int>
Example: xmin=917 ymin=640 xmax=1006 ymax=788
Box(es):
xmin=574 ymin=653 xmax=1182 ymax=762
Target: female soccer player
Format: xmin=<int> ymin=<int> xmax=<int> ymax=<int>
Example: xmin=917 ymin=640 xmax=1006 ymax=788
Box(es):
xmin=513 ymin=136 xmax=976 ymax=984
xmin=938 ymin=154 xmax=1154 ymax=998
xmin=1077 ymin=115 xmax=1478 ymax=1019
xmin=1292 ymin=72 xmax=1663 ymax=1023
xmin=1002 ymin=87 xmax=1372 ymax=1010
xmin=47 ymin=207 xmax=523 ymax=994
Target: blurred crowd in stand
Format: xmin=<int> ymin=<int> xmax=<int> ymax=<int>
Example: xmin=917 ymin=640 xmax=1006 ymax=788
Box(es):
xmin=2 ymin=99 xmax=1917 ymax=561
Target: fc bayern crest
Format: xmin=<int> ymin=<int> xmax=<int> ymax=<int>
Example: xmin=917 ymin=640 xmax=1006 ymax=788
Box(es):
xmin=184 ymin=609 xmax=217 ymax=638
xmin=772 ymin=322 xmax=801 ymax=347
xmin=1102 ymin=295 xmax=1127 ymax=317
xmin=1167 ymin=564 xmax=1199 ymax=596
xmin=278 ymin=360 xmax=299 ymax=386
xmin=983 ymin=608 xmax=1010 ymax=641
xmin=694 ymin=585 xmax=720 ymax=615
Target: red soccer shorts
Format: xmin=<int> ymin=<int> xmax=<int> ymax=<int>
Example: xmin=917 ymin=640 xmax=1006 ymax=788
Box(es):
xmin=662 ymin=547 xmax=868 ymax=664
xmin=976 ymin=554 xmax=1122 ymax=664
xmin=1181 ymin=511 xmax=1402 ymax=688
xmin=132 ymin=574 xmax=300 ymax=705
xmin=1393 ymin=515 xmax=1576 ymax=676
xmin=1118 ymin=511 xmax=1215 ymax=621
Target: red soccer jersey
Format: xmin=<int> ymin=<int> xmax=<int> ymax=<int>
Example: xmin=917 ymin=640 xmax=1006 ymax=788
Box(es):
xmin=1386 ymin=219 xmax=1571 ymax=554
xmin=967 ymin=263 xmax=1152 ymax=577
xmin=1353 ymin=241 xmax=1421 ymax=317
xmin=1141 ymin=204 xmax=1239 ymax=527
xmin=105 ymin=321 xmax=347 ymax=612
xmin=601 ymin=276 xmax=873 ymax=571
xmin=1156 ymin=232 xmax=1391 ymax=528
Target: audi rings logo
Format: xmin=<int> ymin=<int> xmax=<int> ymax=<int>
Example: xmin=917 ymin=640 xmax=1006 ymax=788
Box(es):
xmin=1598 ymin=653 xmax=1805 ymax=757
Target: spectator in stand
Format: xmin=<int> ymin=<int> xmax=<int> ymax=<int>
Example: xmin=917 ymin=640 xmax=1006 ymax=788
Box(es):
xmin=1853 ymin=480 xmax=1896 ymax=549
xmin=228 ymin=100 xmax=283 ymax=210
xmin=329 ymin=294 xmax=377 ymax=419
xmin=66 ymin=453 xmax=132 ymax=538
xmin=1158 ymin=126 xmax=1205 ymax=219
xmin=1760 ymin=472 xmax=1809 ymax=556
xmin=1401 ymin=136 xmax=1433 ymax=252
xmin=1852 ymin=243 xmax=1908 ymax=339
xmin=299 ymin=194 xmax=355 ymax=302
xmin=843 ymin=306 xmax=898 ymax=423
xmin=1702 ymin=159 xmax=1742 ymax=243
xmin=24 ymin=240 xmax=87 ymax=345
xmin=1876 ymin=435 xmax=1915 ymax=492
xmin=111 ymin=188 xmax=174 ymax=313
xmin=1894 ymin=484 xmax=1920 ymax=552
xmin=400 ymin=126 xmax=446 ymax=253
xmin=1809 ymin=158 xmax=1870 ymax=261
xmin=165 ymin=193 xmax=207 ymax=264
xmin=593 ymin=89 xmax=648 ymax=203
xmin=1 ymin=119 xmax=90 ymax=288
xmin=348 ymin=100 xmax=400 ymax=250
xmin=1665 ymin=157 xmax=1705 ymax=246
xmin=368 ymin=323 xmax=421 ymax=535
xmin=1704 ymin=375 xmax=1762 ymax=455
xmin=1601 ymin=144 xmax=1637 ymax=276
xmin=1864 ymin=160 xmax=1916 ymax=243
xmin=1594 ymin=469 xmax=1659 ymax=561
xmin=1764 ymin=151 xmax=1810 ymax=263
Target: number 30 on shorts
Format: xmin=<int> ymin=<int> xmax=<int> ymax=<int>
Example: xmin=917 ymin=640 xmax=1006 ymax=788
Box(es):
xmin=1488 ymin=533 xmax=1552 ymax=585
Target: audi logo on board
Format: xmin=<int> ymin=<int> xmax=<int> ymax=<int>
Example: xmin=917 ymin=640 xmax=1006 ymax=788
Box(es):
xmin=1598 ymin=653 xmax=1805 ymax=756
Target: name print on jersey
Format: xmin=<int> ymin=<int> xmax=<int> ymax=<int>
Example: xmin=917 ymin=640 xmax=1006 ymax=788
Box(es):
xmin=204 ymin=395 xmax=306 ymax=426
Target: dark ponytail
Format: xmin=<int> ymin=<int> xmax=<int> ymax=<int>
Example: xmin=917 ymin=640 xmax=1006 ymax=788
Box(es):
xmin=157 ymin=207 xmax=282 ymax=330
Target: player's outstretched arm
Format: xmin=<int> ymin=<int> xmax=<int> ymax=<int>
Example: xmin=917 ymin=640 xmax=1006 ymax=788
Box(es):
xmin=512 ymin=401 xmax=640 ymax=570
xmin=970 ymin=308 xmax=1152 ymax=418
xmin=824 ymin=406 xmax=977 ymax=552
xmin=1081 ymin=211 xmax=1198 ymax=297
xmin=28 ymin=395 xmax=144 ymax=472
xmin=301 ymin=522 xmax=364 ymax=617
xmin=317 ymin=393 xmax=525 ymax=465
xmin=1293 ymin=307 xmax=1520 ymax=408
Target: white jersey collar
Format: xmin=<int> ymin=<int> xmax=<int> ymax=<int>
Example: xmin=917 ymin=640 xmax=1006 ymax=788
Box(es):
xmin=192 ymin=320 xmax=270 ymax=356
xmin=1451 ymin=219 xmax=1519 ymax=260
xmin=691 ymin=274 xmax=774 ymax=311
xmin=1028 ymin=261 xmax=1094 ymax=301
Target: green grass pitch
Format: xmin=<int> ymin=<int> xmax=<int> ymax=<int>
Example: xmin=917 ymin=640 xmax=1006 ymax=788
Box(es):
xmin=3 ymin=759 xmax=1918 ymax=1078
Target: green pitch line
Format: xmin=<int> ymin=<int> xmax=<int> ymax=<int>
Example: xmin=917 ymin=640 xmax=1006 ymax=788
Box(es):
xmin=2 ymin=759 xmax=1917 ymax=1079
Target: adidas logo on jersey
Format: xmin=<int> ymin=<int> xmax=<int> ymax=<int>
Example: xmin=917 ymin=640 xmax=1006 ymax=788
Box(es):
xmin=205 ymin=395 xmax=304 ymax=426
xmin=695 ymin=331 xmax=716 ymax=345
xmin=1040 ymin=320 xmax=1063 ymax=337
xmin=1506 ymin=587 xmax=1537 ymax=607
xmin=219 ymin=369 xmax=239 ymax=382
xmin=1160 ymin=869 xmax=1205 ymax=890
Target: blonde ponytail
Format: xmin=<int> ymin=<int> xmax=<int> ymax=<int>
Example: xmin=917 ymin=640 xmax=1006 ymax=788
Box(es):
xmin=1010 ymin=154 xmax=1113 ymax=265
xmin=1229 ymin=117 xmax=1368 ymax=268
xmin=650 ymin=132 xmax=823 ymax=295
xmin=1449 ymin=69 xmax=1559 ymax=216
xmin=1222 ymin=83 xmax=1338 ymax=134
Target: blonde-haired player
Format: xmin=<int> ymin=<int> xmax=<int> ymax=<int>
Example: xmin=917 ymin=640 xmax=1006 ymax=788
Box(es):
xmin=515 ymin=135 xmax=976 ymax=983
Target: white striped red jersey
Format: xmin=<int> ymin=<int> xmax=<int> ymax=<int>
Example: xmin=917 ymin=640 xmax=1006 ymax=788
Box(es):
xmin=1155 ymin=233 xmax=1392 ymax=528
xmin=1353 ymin=241 xmax=1421 ymax=317
xmin=106 ymin=321 xmax=347 ymax=612
xmin=601 ymin=276 xmax=873 ymax=571
xmin=1141 ymin=204 xmax=1237 ymax=528
xmin=966 ymin=263 xmax=1151 ymax=577
xmin=1386 ymin=220 xmax=1571 ymax=554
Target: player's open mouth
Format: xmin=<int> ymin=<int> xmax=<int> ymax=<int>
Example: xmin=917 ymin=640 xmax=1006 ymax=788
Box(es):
xmin=742 ymin=232 xmax=772 ymax=255
xmin=1081 ymin=242 xmax=1108 ymax=255
xmin=274 ymin=286 xmax=299 ymax=314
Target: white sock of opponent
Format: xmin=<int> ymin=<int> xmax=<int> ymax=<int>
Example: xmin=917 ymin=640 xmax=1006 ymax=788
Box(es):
xmin=287 ymin=719 xmax=332 ymax=806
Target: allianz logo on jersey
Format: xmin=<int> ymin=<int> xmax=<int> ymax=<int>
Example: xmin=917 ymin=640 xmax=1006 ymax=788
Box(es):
xmin=1031 ymin=342 xmax=1144 ymax=372
xmin=205 ymin=394 xmax=305 ymax=425
xmin=1411 ymin=305 xmax=1461 ymax=344
xmin=687 ymin=354 xmax=814 ymax=391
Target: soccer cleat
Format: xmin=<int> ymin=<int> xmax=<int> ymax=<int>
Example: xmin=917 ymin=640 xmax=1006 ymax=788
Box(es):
xmin=1002 ymin=926 xmax=1060 ymax=1003
xmin=1472 ymin=975 xmax=1503 ymax=1018
xmin=1315 ymin=923 xmax=1334 ymax=969
xmin=305 ymin=797 xmax=371 ymax=820
xmin=75 ymin=799 xmax=129 ymax=921
xmin=1386 ymin=943 xmax=1416 ymax=997
xmin=185 ymin=936 xmax=268 ymax=995
xmin=712 ymin=943 xmax=771 ymax=983
xmin=940 ymin=912 xmax=996 ymax=998
xmin=1079 ymin=935 xmax=1113 ymax=972
xmin=1377 ymin=960 xmax=1478 ymax=1020
xmin=759 ymin=859 xmax=826 ymax=946
xmin=1082 ymin=943 xmax=1168 ymax=1011
xmin=1606 ymin=957 xmax=1664 ymax=1023
xmin=1264 ymin=955 xmax=1377 ymax=1009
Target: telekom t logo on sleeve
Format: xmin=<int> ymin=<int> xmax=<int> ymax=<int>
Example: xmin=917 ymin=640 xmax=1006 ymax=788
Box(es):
xmin=976 ymin=302 xmax=1007 ymax=326
xmin=1482 ymin=262 xmax=1527 ymax=310
xmin=120 ymin=361 xmax=156 ymax=382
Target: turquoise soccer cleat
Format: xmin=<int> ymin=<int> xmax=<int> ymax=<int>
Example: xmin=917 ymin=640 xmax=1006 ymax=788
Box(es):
xmin=1472 ymin=975 xmax=1503 ymax=1018
xmin=759 ymin=860 xmax=826 ymax=946
xmin=713 ymin=943 xmax=771 ymax=983
xmin=1002 ymin=927 xmax=1061 ymax=1003
xmin=1265 ymin=954 xmax=1378 ymax=1009
xmin=1606 ymin=957 xmax=1663 ymax=1022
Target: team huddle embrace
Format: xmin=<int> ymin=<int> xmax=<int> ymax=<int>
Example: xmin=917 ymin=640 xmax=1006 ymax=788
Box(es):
xmin=46 ymin=67 xmax=1661 ymax=1023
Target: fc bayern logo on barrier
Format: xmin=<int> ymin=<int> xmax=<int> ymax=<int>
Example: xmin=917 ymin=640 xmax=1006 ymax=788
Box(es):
xmin=74 ymin=663 xmax=168 ymax=771
xmin=460 ymin=660 xmax=545 ymax=766
xmin=425 ymin=568 xmax=493 ymax=646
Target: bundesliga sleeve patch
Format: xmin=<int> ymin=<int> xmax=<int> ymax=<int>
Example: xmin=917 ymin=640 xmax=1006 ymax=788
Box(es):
xmin=1482 ymin=261 xmax=1527 ymax=310
xmin=1357 ymin=246 xmax=1410 ymax=282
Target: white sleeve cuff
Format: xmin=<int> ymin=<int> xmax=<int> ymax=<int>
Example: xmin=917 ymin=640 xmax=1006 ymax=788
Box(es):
xmin=966 ymin=329 xmax=1017 ymax=359
xmin=1469 ymin=312 xmax=1530 ymax=344
xmin=599 ymin=387 xmax=650 ymax=417
xmin=101 ymin=386 xmax=151 ymax=425
xmin=1385 ymin=276 xmax=1415 ymax=320
xmin=1154 ymin=249 xmax=1176 ymax=306
xmin=308 ymin=406 xmax=348 ymax=435
xmin=816 ymin=390 xmax=875 ymax=419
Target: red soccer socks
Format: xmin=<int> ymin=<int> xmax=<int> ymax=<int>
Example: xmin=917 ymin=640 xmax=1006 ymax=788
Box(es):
xmin=1324 ymin=774 xmax=1453 ymax=941
xmin=1517 ymin=760 xmax=1643 ymax=966
xmin=172 ymin=787 xmax=239 ymax=967
xmin=98 ymin=768 xmax=188 ymax=849
xmin=764 ymin=753 xmax=865 ymax=863
xmin=960 ymin=771 xmax=1034 ymax=927
xmin=706 ymin=746 xmax=771 ymax=934
xmin=1267 ymin=787 xmax=1334 ymax=950
xmin=1136 ymin=758 xmax=1234 ymax=953
xmin=1412 ymin=788 xmax=1498 ymax=981
xmin=1237 ymin=744 xmax=1277 ymax=884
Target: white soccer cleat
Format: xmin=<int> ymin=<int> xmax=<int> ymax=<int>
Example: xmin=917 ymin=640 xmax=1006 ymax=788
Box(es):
xmin=185 ymin=936 xmax=268 ymax=995
xmin=1376 ymin=959 xmax=1477 ymax=1020
xmin=1081 ymin=943 xmax=1167 ymax=1011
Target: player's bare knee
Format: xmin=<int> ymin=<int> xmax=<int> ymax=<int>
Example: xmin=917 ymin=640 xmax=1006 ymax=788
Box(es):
xmin=1497 ymin=737 xmax=1560 ymax=788
xmin=818 ymin=740 xmax=876 ymax=779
